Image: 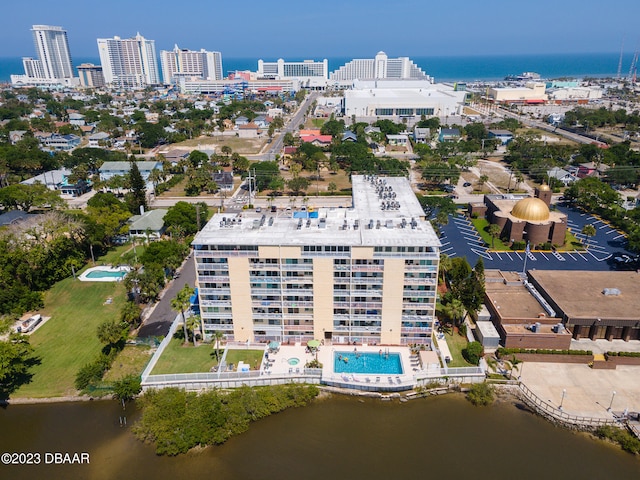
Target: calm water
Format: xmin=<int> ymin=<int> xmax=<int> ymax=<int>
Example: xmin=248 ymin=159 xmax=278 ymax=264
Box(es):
xmin=0 ymin=395 xmax=638 ymax=480
xmin=334 ymin=351 xmax=403 ymax=374
xmin=0 ymin=52 xmax=634 ymax=83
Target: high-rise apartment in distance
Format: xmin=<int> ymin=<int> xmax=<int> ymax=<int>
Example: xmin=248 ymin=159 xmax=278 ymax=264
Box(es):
xmin=97 ymin=33 xmax=160 ymax=88
xmin=160 ymin=45 xmax=223 ymax=84
xmin=11 ymin=25 xmax=78 ymax=86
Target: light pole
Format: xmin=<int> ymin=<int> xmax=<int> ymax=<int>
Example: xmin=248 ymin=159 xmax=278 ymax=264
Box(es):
xmin=559 ymin=389 xmax=566 ymax=410
xmin=608 ymin=391 xmax=616 ymax=411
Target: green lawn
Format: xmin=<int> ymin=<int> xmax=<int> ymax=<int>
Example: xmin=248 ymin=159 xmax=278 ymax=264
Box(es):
xmin=152 ymin=338 xmax=219 ymax=374
xmin=470 ymin=218 xmax=510 ymax=250
xmin=103 ymin=345 xmax=152 ymax=382
xmin=439 ymin=330 xmax=475 ymax=368
xmin=224 ymin=349 xmax=264 ymax=370
xmin=13 ymin=278 xmax=127 ymax=398
xmin=98 ymin=243 xmax=146 ymax=266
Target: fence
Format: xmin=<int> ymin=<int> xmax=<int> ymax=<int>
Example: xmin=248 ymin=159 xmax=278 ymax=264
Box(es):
xmin=509 ymin=382 xmax=621 ymax=429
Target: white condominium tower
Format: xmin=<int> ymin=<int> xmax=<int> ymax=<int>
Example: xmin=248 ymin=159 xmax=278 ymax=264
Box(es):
xmin=192 ymin=175 xmax=440 ymax=346
xmin=31 ymin=25 xmax=74 ymax=80
xmin=160 ymin=45 xmax=223 ymax=84
xmin=257 ymin=58 xmax=328 ymax=89
xmin=330 ymin=51 xmax=431 ymax=82
xmin=97 ymin=33 xmax=160 ymax=88
xmin=11 ymin=25 xmax=77 ymax=86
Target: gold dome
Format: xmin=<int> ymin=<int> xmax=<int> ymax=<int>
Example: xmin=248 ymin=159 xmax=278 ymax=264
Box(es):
xmin=538 ymin=184 xmax=551 ymax=191
xmin=511 ymin=197 xmax=550 ymax=222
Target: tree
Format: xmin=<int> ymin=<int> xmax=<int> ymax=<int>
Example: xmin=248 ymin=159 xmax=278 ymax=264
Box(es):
xmin=171 ymin=285 xmax=194 ymax=346
xmin=212 ymin=330 xmax=224 ymax=362
xmin=462 ymin=341 xmax=484 ymax=365
xmin=287 ymin=177 xmax=310 ymax=195
xmin=164 ymin=201 xmax=201 ymax=237
xmin=97 ymin=319 xmax=128 ymax=346
xmin=0 ymin=333 xmax=35 ymax=397
xmin=126 ymin=161 xmax=147 ymax=214
xmin=443 ymin=298 xmax=466 ymax=327
xmin=581 ymin=224 xmax=596 ymax=250
xmin=0 ymin=183 xmax=66 ymax=211
xmin=466 ymin=382 xmax=494 ymax=406
xmin=186 ymin=314 xmax=201 ymax=347
xmin=328 ymin=182 xmax=337 ymax=194
xmin=488 ymin=223 xmax=502 ymax=249
xmin=112 ymin=374 xmax=142 ymax=403
xmin=120 ymin=301 xmax=142 ymax=327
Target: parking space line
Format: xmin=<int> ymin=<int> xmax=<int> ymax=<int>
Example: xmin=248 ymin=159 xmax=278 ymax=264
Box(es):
xmin=605 ymin=230 xmax=616 ymax=235
xmin=566 ymin=252 xmax=578 ymax=261
xmin=576 ymin=252 xmax=589 ymax=261
xmin=613 ymin=234 xmax=625 ymax=240
xmin=505 ymin=252 xmax=514 ymax=261
xmin=471 ymin=248 xmax=492 ymax=260
xmin=539 ymin=252 xmax=549 ymax=261
xmin=514 ymin=252 xmax=523 ymax=260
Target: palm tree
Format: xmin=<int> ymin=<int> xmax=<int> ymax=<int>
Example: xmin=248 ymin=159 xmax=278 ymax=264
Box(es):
xmin=581 ymin=224 xmax=596 ymax=250
xmin=186 ymin=315 xmax=200 ymax=347
xmin=212 ymin=330 xmax=224 ymax=362
xmin=438 ymin=253 xmax=452 ymax=285
xmin=171 ymin=285 xmax=194 ymax=345
xmin=444 ymin=298 xmax=466 ymax=328
xmin=488 ymin=223 xmax=501 ymax=249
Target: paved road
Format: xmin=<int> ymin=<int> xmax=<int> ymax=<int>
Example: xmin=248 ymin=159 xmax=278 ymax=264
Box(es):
xmin=137 ymin=252 xmax=197 ymax=338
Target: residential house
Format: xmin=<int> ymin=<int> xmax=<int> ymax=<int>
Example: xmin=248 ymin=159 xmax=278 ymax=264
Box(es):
xmin=99 ymin=160 xmax=163 ymax=189
xmin=68 ymin=113 xmax=85 ymax=126
xmin=234 ymin=116 xmax=249 ymax=127
xmin=253 ymin=115 xmax=271 ymax=129
xmin=128 ymin=209 xmax=168 ymax=240
xmin=88 ymin=132 xmax=111 ymax=147
xmin=213 ymin=171 xmax=234 ymax=191
xmin=546 ymin=167 xmax=575 ymax=186
xmin=387 ymin=134 xmax=409 ymax=147
xmin=300 ymin=134 xmax=332 ymax=147
xmin=488 ymin=129 xmax=514 ymax=145
xmin=238 ymin=122 xmax=262 ymax=138
xmin=0 ymin=210 xmax=38 ymax=227
xmin=577 ymin=162 xmax=609 ymax=179
xmin=38 ymin=133 xmax=81 ymax=151
xmin=21 ymin=168 xmax=91 ymax=197
xmin=413 ymin=127 xmax=430 ymax=144
xmin=9 ymin=130 xmax=27 ymax=144
xmin=342 ymin=131 xmax=358 ymax=142
xmin=438 ymin=128 xmax=461 ymax=142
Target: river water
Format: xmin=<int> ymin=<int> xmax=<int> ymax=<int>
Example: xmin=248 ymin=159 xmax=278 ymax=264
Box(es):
xmin=0 ymin=394 xmax=638 ymax=480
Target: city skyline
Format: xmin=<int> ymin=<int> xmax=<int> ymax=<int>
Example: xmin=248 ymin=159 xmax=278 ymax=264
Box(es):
xmin=1 ymin=0 xmax=639 ymax=59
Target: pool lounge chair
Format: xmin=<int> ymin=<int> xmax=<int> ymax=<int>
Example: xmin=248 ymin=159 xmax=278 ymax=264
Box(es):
xmin=396 ymin=376 xmax=402 ymax=384
xmin=375 ymin=376 xmax=380 ymax=383
xmin=388 ymin=377 xmax=393 ymax=384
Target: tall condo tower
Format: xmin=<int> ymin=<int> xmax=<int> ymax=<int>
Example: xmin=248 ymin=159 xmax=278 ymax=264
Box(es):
xmin=97 ymin=33 xmax=160 ymax=88
xmin=31 ymin=25 xmax=75 ymax=80
xmin=160 ymin=45 xmax=223 ymax=84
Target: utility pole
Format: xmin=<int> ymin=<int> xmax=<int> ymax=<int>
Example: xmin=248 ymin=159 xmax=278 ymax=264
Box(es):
xmin=196 ymin=204 xmax=201 ymax=231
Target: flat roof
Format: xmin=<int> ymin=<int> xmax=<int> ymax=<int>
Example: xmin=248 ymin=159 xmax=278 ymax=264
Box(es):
xmin=529 ymin=270 xmax=640 ymax=321
xmin=193 ymin=175 xmax=440 ymax=248
xmin=485 ymin=275 xmax=557 ymax=321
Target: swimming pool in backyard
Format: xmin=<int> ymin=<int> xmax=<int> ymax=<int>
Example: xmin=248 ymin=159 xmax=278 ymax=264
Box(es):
xmin=79 ymin=266 xmax=131 ymax=282
xmin=333 ymin=351 xmax=403 ymax=375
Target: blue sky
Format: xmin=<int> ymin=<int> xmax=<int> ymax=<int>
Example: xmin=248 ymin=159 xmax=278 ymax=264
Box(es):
xmin=1 ymin=0 xmax=639 ymax=58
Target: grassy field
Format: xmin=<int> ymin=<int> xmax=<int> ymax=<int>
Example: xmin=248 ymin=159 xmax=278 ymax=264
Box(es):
xmin=99 ymin=243 xmax=146 ymax=266
xmin=13 ymin=279 xmax=127 ymax=398
xmin=225 ymin=349 xmax=264 ymax=370
xmin=173 ymin=136 xmax=264 ymax=154
xmin=441 ymin=330 xmax=475 ymax=368
xmin=471 ymin=218 xmax=509 ymax=250
xmin=103 ymin=345 xmax=153 ymax=382
xmin=151 ymin=338 xmax=218 ymax=374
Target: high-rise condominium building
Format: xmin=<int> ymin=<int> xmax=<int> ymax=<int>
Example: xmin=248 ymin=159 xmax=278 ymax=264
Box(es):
xmin=97 ymin=33 xmax=160 ymax=88
xmin=11 ymin=25 xmax=77 ymax=86
xmin=192 ymin=175 xmax=440 ymax=346
xmin=77 ymin=63 xmax=106 ymax=88
xmin=330 ymin=51 xmax=431 ymax=82
xmin=257 ymin=58 xmax=328 ymax=89
xmin=160 ymin=45 xmax=223 ymax=84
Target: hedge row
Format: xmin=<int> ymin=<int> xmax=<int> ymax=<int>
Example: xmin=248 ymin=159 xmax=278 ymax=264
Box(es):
xmin=605 ymin=351 xmax=640 ymax=358
xmin=496 ymin=348 xmax=593 ymax=357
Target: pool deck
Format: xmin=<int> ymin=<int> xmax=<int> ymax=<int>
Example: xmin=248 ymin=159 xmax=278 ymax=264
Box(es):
xmin=263 ymin=343 xmax=418 ymax=386
xmin=78 ymin=265 xmax=131 ymax=282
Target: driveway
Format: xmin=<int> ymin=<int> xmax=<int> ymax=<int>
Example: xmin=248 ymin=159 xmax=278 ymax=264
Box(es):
xmin=137 ymin=252 xmax=197 ymax=338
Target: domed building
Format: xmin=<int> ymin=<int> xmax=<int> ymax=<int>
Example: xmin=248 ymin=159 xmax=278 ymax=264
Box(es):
xmin=468 ymin=186 xmax=567 ymax=247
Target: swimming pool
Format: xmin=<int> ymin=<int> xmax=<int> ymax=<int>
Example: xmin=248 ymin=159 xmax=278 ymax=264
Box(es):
xmin=86 ymin=270 xmax=128 ymax=279
xmin=79 ymin=266 xmax=131 ymax=282
xmin=334 ymin=351 xmax=403 ymax=375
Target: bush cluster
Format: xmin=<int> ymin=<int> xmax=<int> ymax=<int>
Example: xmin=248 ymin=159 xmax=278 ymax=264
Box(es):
xmin=496 ymin=348 xmax=592 ymax=357
xmin=595 ymin=426 xmax=640 ymax=454
xmin=134 ymin=385 xmax=319 ymax=455
xmin=74 ymin=350 xmax=117 ymax=390
xmin=466 ymin=382 xmax=494 ymax=406
xmin=155 ymin=174 xmax=184 ymax=195
xmin=605 ymin=351 xmax=640 ymax=358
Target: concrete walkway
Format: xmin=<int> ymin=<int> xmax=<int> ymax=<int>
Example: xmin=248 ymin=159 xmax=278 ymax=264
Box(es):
xmin=519 ymin=362 xmax=640 ymax=420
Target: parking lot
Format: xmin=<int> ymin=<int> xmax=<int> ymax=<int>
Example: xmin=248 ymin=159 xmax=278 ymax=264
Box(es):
xmin=438 ymin=203 xmax=635 ymax=272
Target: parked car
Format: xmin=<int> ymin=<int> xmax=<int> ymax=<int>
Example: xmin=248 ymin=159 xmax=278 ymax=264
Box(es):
xmin=463 ymin=182 xmax=472 ymax=187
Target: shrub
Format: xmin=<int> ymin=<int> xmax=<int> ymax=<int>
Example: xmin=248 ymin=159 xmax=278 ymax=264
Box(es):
xmin=595 ymin=426 xmax=640 ymax=454
xmin=511 ymin=240 xmax=526 ymax=250
xmin=466 ymin=382 xmax=494 ymax=406
xmin=463 ymin=341 xmax=484 ymax=365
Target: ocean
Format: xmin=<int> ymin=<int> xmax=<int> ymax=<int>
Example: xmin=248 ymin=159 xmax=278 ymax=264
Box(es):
xmin=0 ymin=52 xmax=633 ymax=84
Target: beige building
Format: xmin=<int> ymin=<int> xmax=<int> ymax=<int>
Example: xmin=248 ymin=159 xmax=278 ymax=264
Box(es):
xmin=192 ymin=175 xmax=440 ymax=346
xmin=489 ymin=82 xmax=547 ymax=104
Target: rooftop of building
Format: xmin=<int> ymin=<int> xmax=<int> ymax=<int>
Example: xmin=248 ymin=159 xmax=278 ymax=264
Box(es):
xmin=485 ymin=272 xmax=558 ymax=321
xmin=193 ymin=175 xmax=440 ymax=248
xmin=529 ymin=270 xmax=640 ymax=321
